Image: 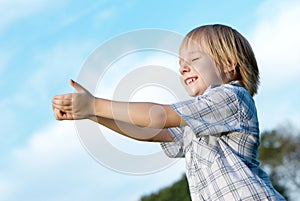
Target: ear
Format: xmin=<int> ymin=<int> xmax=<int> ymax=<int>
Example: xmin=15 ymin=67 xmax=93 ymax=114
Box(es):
xmin=225 ymin=61 xmax=237 ymax=73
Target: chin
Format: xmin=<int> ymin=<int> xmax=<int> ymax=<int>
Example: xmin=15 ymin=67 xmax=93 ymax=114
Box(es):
xmin=190 ymin=89 xmax=206 ymax=97
xmin=187 ymin=91 xmax=200 ymax=97
xmin=185 ymin=86 xmax=204 ymax=97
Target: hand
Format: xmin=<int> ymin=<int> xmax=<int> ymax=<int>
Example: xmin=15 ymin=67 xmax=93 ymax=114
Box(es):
xmin=52 ymin=79 xmax=95 ymax=120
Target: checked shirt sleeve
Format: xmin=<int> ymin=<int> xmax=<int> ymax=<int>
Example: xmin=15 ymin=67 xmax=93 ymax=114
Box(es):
xmin=160 ymin=126 xmax=185 ymax=158
xmin=171 ymin=85 xmax=243 ymax=137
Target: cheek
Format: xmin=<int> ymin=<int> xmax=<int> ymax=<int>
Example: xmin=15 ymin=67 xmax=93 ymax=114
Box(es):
xmin=196 ymin=65 xmax=222 ymax=85
xmin=204 ymin=69 xmax=220 ymax=83
xmin=180 ymin=77 xmax=185 ymax=87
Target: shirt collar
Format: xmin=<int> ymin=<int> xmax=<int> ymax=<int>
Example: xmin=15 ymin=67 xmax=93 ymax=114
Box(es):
xmin=207 ymin=80 xmax=241 ymax=90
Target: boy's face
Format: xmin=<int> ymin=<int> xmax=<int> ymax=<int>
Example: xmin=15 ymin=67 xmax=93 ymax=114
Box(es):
xmin=179 ymin=46 xmax=223 ymax=97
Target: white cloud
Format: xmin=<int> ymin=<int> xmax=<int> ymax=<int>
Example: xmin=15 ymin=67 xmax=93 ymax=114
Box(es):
xmin=0 ymin=121 xmax=83 ymax=200
xmin=4 ymin=121 xmax=107 ymax=199
xmin=251 ymin=0 xmax=300 ymax=86
xmin=0 ymin=0 xmax=68 ymax=32
xmin=94 ymin=7 xmax=116 ymax=22
xmin=13 ymin=121 xmax=81 ymax=171
xmin=250 ymin=0 xmax=300 ymax=131
xmin=52 ymin=1 xmax=112 ymax=32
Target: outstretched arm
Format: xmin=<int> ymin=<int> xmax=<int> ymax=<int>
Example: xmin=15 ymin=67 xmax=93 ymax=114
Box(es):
xmin=93 ymin=98 xmax=184 ymax=128
xmin=52 ymin=105 xmax=174 ymax=142
xmin=89 ymin=116 xmax=174 ymax=142
xmin=52 ymin=80 xmax=186 ymax=129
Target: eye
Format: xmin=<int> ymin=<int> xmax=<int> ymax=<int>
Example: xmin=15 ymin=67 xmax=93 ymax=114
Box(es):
xmin=191 ymin=57 xmax=200 ymax=62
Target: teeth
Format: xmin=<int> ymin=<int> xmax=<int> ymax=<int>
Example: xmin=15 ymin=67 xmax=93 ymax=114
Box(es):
xmin=186 ymin=77 xmax=196 ymax=85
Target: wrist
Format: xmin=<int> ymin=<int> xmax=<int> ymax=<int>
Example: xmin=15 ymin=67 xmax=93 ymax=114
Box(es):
xmin=93 ymin=97 xmax=108 ymax=117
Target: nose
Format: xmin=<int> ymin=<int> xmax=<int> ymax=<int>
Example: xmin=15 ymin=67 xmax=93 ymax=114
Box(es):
xmin=179 ymin=60 xmax=191 ymax=75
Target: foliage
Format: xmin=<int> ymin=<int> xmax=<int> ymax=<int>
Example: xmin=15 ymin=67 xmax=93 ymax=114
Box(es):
xmin=140 ymin=174 xmax=191 ymax=201
xmin=140 ymin=125 xmax=300 ymax=201
xmin=258 ymin=126 xmax=300 ymax=200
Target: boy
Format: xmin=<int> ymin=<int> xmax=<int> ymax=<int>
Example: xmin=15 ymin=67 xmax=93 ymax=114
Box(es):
xmin=52 ymin=24 xmax=285 ymax=200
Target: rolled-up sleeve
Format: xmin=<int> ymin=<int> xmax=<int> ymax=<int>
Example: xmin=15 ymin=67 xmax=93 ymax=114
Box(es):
xmin=160 ymin=126 xmax=185 ymax=158
xmin=170 ymin=86 xmax=240 ymax=137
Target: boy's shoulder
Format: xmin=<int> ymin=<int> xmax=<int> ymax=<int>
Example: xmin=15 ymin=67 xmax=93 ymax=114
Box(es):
xmin=204 ymin=81 xmax=246 ymax=96
xmin=201 ymin=80 xmax=254 ymax=104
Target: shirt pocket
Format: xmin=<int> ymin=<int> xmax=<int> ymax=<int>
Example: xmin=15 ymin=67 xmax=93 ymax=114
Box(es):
xmin=194 ymin=136 xmax=219 ymax=168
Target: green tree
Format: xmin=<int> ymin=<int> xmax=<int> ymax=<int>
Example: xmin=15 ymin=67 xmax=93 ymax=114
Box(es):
xmin=258 ymin=126 xmax=300 ymax=200
xmin=140 ymin=174 xmax=191 ymax=201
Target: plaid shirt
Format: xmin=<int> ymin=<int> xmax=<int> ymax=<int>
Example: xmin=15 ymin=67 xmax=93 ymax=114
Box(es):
xmin=161 ymin=82 xmax=285 ymax=201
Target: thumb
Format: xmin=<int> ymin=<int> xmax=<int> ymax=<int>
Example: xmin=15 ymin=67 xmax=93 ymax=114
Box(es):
xmin=70 ymin=79 xmax=86 ymax=93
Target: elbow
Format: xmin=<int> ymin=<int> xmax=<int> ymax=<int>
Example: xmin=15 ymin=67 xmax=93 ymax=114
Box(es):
xmin=148 ymin=105 xmax=167 ymax=129
xmin=148 ymin=104 xmax=182 ymax=128
xmin=136 ymin=137 xmax=155 ymax=142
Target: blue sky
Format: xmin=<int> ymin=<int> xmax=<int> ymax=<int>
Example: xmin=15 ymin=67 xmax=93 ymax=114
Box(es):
xmin=1 ymin=0 xmax=300 ymax=200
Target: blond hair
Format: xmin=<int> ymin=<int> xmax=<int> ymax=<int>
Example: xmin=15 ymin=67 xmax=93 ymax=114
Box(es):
xmin=180 ymin=24 xmax=259 ymax=96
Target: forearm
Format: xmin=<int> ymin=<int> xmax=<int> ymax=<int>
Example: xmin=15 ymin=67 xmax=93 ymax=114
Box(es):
xmin=89 ymin=116 xmax=174 ymax=142
xmin=94 ymin=98 xmax=185 ymax=128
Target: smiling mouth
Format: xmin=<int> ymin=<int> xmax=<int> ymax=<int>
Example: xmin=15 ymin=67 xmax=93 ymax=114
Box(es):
xmin=185 ymin=76 xmax=198 ymax=85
